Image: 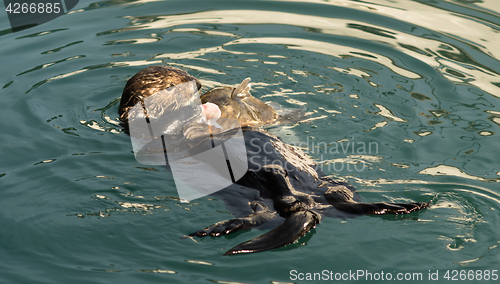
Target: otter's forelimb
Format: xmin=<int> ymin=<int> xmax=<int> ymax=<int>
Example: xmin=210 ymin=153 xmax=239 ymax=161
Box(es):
xmin=189 ymin=201 xmax=277 ymax=237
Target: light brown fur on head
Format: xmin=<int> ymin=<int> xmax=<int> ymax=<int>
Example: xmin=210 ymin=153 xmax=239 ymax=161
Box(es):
xmin=119 ymin=65 xmax=202 ymax=126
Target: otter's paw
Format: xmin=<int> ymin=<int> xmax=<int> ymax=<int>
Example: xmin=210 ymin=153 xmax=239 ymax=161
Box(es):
xmin=190 ymin=219 xmax=249 ymax=237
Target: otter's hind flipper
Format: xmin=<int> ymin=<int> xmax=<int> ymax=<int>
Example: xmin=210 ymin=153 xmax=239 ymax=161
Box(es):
xmin=325 ymin=184 xmax=429 ymax=215
xmin=224 ymin=210 xmax=320 ymax=255
xmin=333 ymin=201 xmax=429 ymax=215
xmin=232 ymin=77 xmax=251 ymax=97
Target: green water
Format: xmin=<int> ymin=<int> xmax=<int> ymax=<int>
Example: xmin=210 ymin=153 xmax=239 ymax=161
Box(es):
xmin=1 ymin=0 xmax=500 ymax=283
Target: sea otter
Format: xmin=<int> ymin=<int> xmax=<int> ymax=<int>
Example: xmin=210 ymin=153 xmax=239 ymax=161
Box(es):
xmin=119 ymin=65 xmax=429 ymax=255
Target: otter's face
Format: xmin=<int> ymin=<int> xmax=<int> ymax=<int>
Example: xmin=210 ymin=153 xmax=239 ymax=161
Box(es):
xmin=200 ymin=78 xmax=278 ymax=128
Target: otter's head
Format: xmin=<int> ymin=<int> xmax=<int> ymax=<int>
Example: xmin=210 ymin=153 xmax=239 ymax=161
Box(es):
xmin=118 ymin=65 xmax=202 ymax=130
xmin=200 ymin=78 xmax=278 ymax=129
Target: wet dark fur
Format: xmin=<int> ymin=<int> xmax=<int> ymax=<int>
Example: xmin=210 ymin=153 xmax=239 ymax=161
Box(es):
xmin=190 ymin=128 xmax=428 ymax=255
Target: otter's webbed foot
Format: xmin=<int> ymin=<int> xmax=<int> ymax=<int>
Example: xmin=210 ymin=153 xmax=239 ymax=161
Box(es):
xmin=334 ymin=201 xmax=429 ymax=215
xmin=325 ymin=184 xmax=429 ymax=215
xmin=190 ymin=202 xmax=276 ymax=237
